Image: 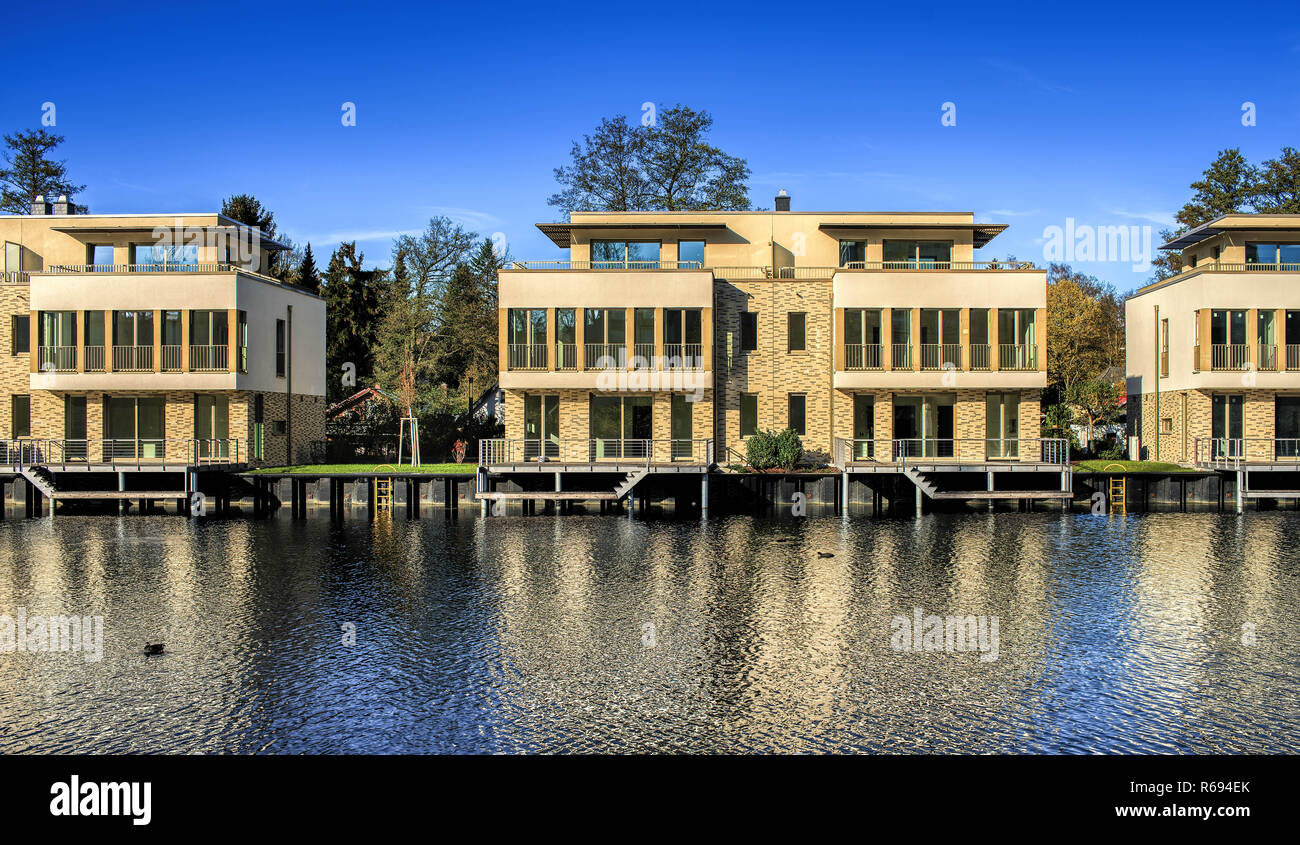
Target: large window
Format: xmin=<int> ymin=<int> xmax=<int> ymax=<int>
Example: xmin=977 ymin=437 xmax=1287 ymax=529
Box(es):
xmin=89 ymin=244 xmax=114 ymax=268
xmin=1246 ymin=243 xmax=1300 ymax=269
xmin=838 ymin=240 xmax=866 ymax=266
xmin=787 ymin=312 xmax=806 ymax=352
xmin=664 ymin=308 xmax=703 ymax=365
xmin=883 ymin=240 xmax=952 ymax=268
xmin=192 ymin=310 xmax=230 ymax=371
xmin=583 ymin=308 xmax=626 ymax=368
xmin=103 ymin=396 xmax=165 ymax=458
xmin=4 ymin=242 xmax=19 ymax=277
xmin=589 ymin=395 xmax=652 ymax=458
xmin=132 ymin=242 xmax=198 ymax=268
xmin=677 ymin=240 xmax=705 ymax=268
xmin=591 ymin=240 xmax=660 ymax=269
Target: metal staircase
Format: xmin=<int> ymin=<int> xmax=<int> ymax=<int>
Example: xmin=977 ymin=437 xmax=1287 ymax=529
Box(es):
xmin=902 ymin=466 xmax=1072 ymax=500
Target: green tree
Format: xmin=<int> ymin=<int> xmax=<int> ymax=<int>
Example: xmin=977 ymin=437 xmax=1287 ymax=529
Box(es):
xmin=1254 ymin=146 xmax=1300 ymax=213
xmin=436 ymin=237 xmax=505 ymax=397
xmin=1064 ymin=377 xmax=1124 ymax=452
xmin=220 ymin=193 xmax=299 ymax=283
xmin=298 ymin=243 xmax=321 ymax=294
xmin=322 ymin=242 xmax=383 ymax=403
xmin=0 ymin=129 xmax=85 ymax=213
xmin=375 ymin=217 xmax=476 ymax=415
xmin=549 ymin=104 xmax=751 ymax=214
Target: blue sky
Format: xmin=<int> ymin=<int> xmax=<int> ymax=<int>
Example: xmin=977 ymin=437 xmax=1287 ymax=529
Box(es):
xmin=5 ymin=0 xmax=1298 ymax=291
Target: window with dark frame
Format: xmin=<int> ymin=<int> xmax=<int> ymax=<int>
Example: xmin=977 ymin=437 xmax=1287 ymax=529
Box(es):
xmin=740 ymin=312 xmax=757 ymax=352
xmin=11 ymin=394 xmax=30 ymax=438
xmin=11 ymin=315 xmax=29 ymax=355
xmin=740 ymin=393 xmax=758 ymax=437
xmin=788 ymin=394 xmax=806 ymax=436
xmin=788 ymin=312 xmax=806 ymax=352
xmin=275 ymin=319 xmax=286 ymax=377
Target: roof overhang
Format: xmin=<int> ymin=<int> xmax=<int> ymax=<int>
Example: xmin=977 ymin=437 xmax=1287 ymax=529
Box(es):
xmin=538 ymin=222 xmax=729 ymax=248
xmin=1159 ymin=223 xmax=1221 ymax=251
xmin=50 ymin=220 xmax=291 ymax=251
xmin=818 ymin=222 xmax=1007 ymax=247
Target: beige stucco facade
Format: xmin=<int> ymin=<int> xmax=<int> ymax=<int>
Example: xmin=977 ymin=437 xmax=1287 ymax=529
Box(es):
xmin=1 ymin=208 xmax=326 ymax=466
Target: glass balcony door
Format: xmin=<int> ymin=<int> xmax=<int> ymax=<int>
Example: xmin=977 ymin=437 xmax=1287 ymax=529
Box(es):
xmin=195 ymin=395 xmax=230 ymax=458
xmin=1211 ymin=394 xmax=1244 ymax=459
xmin=523 ymin=394 xmax=559 ymax=459
xmin=986 ymin=393 xmax=1020 ymax=459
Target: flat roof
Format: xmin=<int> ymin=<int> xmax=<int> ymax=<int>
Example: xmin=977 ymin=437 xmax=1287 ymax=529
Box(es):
xmin=538 ymin=222 xmax=728 ymax=248
xmin=819 ymin=222 xmax=1007 ymax=247
xmin=1159 ymin=213 xmax=1300 ymax=251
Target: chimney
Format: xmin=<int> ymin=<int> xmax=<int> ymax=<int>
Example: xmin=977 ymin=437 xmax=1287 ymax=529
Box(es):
xmin=775 ymin=189 xmax=790 ymax=212
xmin=30 ymin=195 xmax=50 ymax=215
xmin=52 ymin=194 xmax=76 ymax=215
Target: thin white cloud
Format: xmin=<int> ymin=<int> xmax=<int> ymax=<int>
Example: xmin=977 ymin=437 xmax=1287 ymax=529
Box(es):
xmin=416 ymin=206 xmax=503 ymax=231
xmin=1108 ymin=208 xmax=1174 ymax=226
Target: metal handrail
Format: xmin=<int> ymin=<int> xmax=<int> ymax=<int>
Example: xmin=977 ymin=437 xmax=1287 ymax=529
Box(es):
xmin=1211 ymin=343 xmax=1250 ymax=371
xmin=970 ymin=343 xmax=991 ymax=371
xmin=84 ymin=345 xmax=105 ymax=371
xmin=997 ymin=343 xmax=1037 ymax=371
xmin=840 ymin=260 xmax=1037 ymax=271
xmin=1194 ymin=437 xmax=1300 ymax=469
xmin=478 ymin=437 xmax=714 ymax=467
xmin=1 ymin=438 xmax=248 ymax=469
xmin=584 ymin=343 xmax=626 ymax=369
xmin=189 ymin=344 xmax=229 ymax=371
xmin=503 ymin=260 xmax=705 ymax=271
xmin=891 ymin=437 xmax=1069 ymax=468
xmin=507 ymin=343 xmax=548 ymax=370
xmin=555 ymin=342 xmax=578 ymax=371
xmin=662 ymin=342 xmax=705 ymax=369
xmin=111 ymin=345 xmax=153 ymax=371
xmin=920 ymin=343 xmax=962 ymax=370
xmin=44 ymin=263 xmax=245 ymax=273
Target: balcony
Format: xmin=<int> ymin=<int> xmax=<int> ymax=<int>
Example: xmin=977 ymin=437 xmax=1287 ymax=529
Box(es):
xmin=161 ymin=345 xmax=183 ymax=372
xmin=998 ymin=344 xmax=1037 ymax=371
xmin=1 ymin=437 xmax=248 ymax=469
xmin=891 ymin=344 xmax=913 ymax=370
xmin=189 ymin=344 xmax=229 ymax=372
xmin=1195 ymin=437 xmax=1300 ymax=468
xmin=840 ymin=260 xmax=1036 ymax=271
xmin=584 ymin=343 xmax=625 ymax=369
xmin=555 ymin=343 xmax=578 ymax=371
xmin=920 ymin=343 xmax=961 ymax=371
xmin=37 ymin=345 xmax=76 ymax=372
xmin=970 ymin=344 xmax=991 ymax=371
xmin=112 ymin=345 xmax=153 ymax=372
xmin=507 ymin=343 xmax=548 ymax=371
xmin=845 ymin=343 xmax=883 ymax=371
xmin=1211 ymin=343 xmax=1250 ymax=371
xmin=1259 ymin=344 xmax=1279 ymax=372
xmin=84 ymin=345 xmax=105 ymax=372
xmin=663 ymin=343 xmax=705 ymax=369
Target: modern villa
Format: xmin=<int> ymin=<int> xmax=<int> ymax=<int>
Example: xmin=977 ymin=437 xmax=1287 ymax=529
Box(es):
xmin=1126 ymin=214 xmax=1300 ymax=489
xmin=482 ymin=194 xmax=1068 ymax=506
xmin=1 ymin=197 xmax=326 ymax=478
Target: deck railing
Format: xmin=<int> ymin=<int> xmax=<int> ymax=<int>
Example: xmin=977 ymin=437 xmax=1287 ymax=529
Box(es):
xmin=0 ymin=438 xmax=248 ymax=468
xmin=478 ymin=438 xmax=714 ymax=467
xmin=1194 ymin=437 xmax=1300 ymax=469
xmin=840 ymin=260 xmax=1037 ymax=271
xmin=833 ymin=437 xmax=1068 ymax=467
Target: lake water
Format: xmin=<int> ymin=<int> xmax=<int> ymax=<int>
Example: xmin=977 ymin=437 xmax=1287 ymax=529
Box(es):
xmin=1 ymin=511 xmax=1297 ymax=753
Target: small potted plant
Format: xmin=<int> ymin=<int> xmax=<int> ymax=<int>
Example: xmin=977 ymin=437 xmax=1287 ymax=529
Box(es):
xmin=452 ymin=439 xmax=468 ymax=464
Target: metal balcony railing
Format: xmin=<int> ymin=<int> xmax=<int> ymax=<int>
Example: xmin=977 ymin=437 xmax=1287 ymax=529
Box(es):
xmin=1211 ymin=343 xmax=1250 ymax=371
xmin=920 ymin=343 xmax=961 ymax=371
xmin=1258 ymin=344 xmax=1279 ymax=372
xmin=84 ymin=345 xmax=105 ymax=372
xmin=998 ymin=343 xmax=1037 ymax=371
xmin=555 ymin=342 xmax=578 ymax=371
xmin=45 ymin=262 xmax=242 ymax=274
xmin=37 ymin=345 xmax=76 ymax=372
xmin=891 ymin=343 xmax=913 ymax=370
xmin=970 ymin=343 xmax=991 ymax=371
xmin=629 ymin=343 xmax=656 ymax=368
xmin=161 ymin=344 xmax=183 ymax=371
xmin=1289 ymin=344 xmax=1300 ymax=371
xmin=662 ymin=343 xmax=705 ymax=369
xmin=507 ymin=343 xmax=548 ymax=370
xmin=839 ymin=260 xmax=1036 ymax=271
xmin=584 ymin=343 xmax=625 ymax=370
xmin=2 ymin=271 xmax=29 ymax=284
xmin=189 ymin=344 xmax=229 ymax=371
xmin=844 ymin=343 xmax=883 ymax=370
xmin=112 ymin=345 xmax=153 ymax=371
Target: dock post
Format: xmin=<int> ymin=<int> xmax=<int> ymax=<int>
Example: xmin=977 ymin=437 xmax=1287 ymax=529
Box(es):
xmin=1236 ymin=470 xmax=1244 ymax=514
xmin=840 ymin=471 xmax=848 ymax=517
xmin=702 ymin=473 xmax=710 ymax=515
xmin=118 ymin=472 xmax=126 ymax=515
xmin=915 ymin=484 xmax=922 ymax=515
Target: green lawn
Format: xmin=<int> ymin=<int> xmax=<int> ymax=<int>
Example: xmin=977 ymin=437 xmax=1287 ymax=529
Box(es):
xmin=1073 ymin=460 xmax=1195 ymax=473
xmin=248 ymin=463 xmax=477 ymax=474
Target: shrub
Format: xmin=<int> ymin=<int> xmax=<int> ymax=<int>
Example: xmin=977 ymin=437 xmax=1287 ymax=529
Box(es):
xmin=746 ymin=428 xmax=803 ymax=471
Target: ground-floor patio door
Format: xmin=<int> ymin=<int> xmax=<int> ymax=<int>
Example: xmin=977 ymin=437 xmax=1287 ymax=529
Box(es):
xmin=895 ymin=394 xmax=955 ymax=458
xmin=103 ymin=396 xmax=165 ymax=459
xmin=853 ymin=394 xmax=874 ymax=459
xmin=195 ymin=395 xmax=230 ymax=458
xmin=589 ymin=395 xmax=652 ymax=459
xmin=523 ymin=394 xmax=559 ymax=459
xmin=1211 ymin=394 xmax=1243 ymax=459
xmin=64 ymin=395 xmax=87 ymax=459
xmin=986 ymin=393 xmax=1020 ymax=459
xmin=1276 ymin=396 xmax=1300 ymax=458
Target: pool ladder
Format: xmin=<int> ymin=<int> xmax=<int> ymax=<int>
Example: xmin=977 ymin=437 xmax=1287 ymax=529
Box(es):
xmin=1107 ymin=474 xmax=1127 ymax=514
xmin=374 ymin=470 xmax=394 ymax=516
